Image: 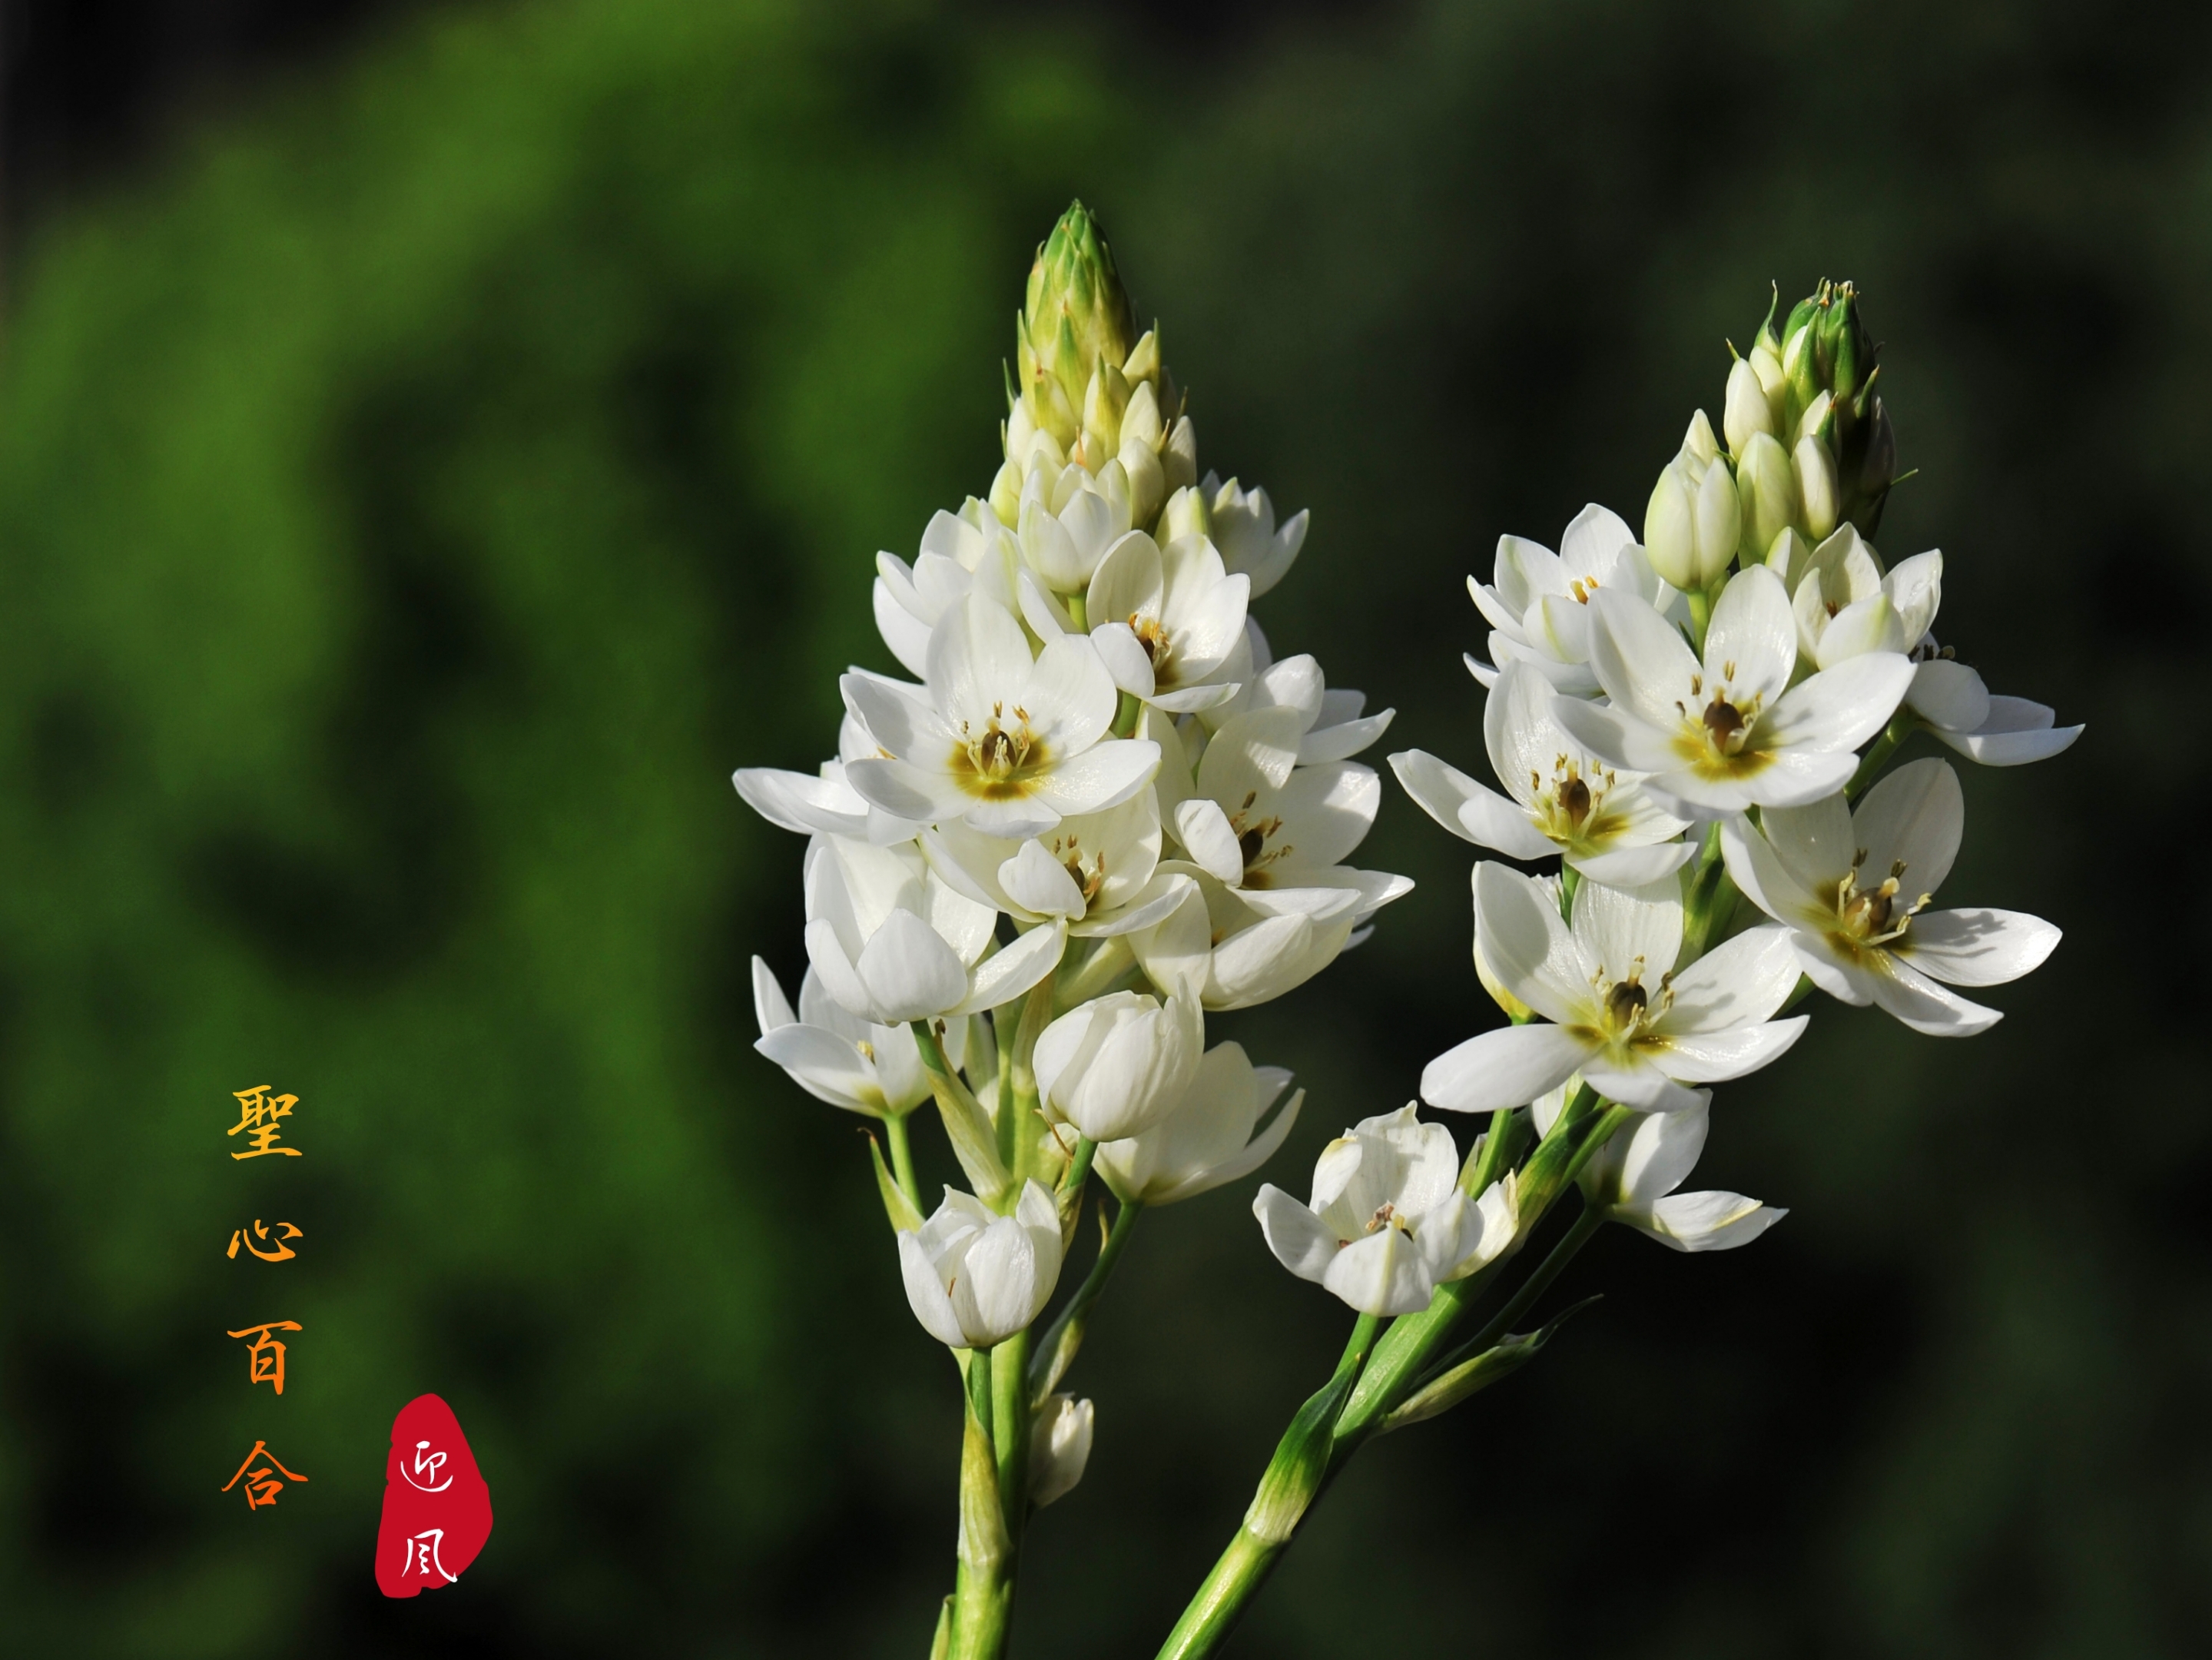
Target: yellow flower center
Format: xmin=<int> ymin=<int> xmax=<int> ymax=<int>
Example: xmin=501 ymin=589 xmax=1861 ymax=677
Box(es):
xmin=953 ymin=703 xmax=1048 ymax=799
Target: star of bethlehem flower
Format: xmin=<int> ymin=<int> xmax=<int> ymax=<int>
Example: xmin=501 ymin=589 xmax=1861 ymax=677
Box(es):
xmin=1020 ymin=524 xmax=1249 ymax=714
xmin=1773 ymin=524 xmax=1943 ymax=673
xmin=1253 ymin=1105 xmax=1517 ymax=1316
xmin=751 ymin=956 xmax=963 ymax=1117
xmin=1203 ymin=473 xmax=1308 ymax=599
xmin=801 ymin=834 xmax=1064 ymax=1026
xmin=1905 ymin=641 xmax=2084 ymax=767
xmin=1422 ymin=863 xmax=1807 ymax=1115
xmin=1551 ymin=562 xmax=1915 ymax=815
xmin=922 ymin=789 xmax=1194 ymax=938
xmin=1533 ymin=1082 xmax=1785 ymax=1251
xmin=1465 ymin=503 xmax=1673 ymax=696
xmin=1033 ymin=987 xmax=1205 ymax=1142
xmin=897 ymin=1180 xmax=1065 ymax=1350
xmin=873 ymin=497 xmax=1026 ymax=680
xmin=1094 ymin=1040 xmax=1303 ymax=1206
xmin=841 ymin=591 xmax=1160 ymax=840
xmin=1391 ymin=659 xmax=1693 ymax=888
xmin=1192 ymin=647 xmax=1395 ymax=768
xmin=731 ymin=707 xmax=930 ymax=847
xmin=1720 ymin=757 xmax=2061 ymax=1035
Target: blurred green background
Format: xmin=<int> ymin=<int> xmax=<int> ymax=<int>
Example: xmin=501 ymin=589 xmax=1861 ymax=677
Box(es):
xmin=0 ymin=0 xmax=2203 ymax=1652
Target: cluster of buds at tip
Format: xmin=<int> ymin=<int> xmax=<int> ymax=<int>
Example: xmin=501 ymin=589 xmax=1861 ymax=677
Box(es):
xmin=1725 ymin=281 xmax=1899 ymax=543
xmin=994 ymin=201 xmax=1196 ymax=534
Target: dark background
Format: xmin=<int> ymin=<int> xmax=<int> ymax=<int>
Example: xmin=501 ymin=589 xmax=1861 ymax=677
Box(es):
xmin=0 ymin=0 xmax=2201 ymax=1654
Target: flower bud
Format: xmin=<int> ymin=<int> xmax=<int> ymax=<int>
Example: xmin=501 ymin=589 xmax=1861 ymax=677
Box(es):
xmin=1723 ymin=358 xmax=1776 ymax=455
xmin=1734 ymin=430 xmax=1798 ymax=563
xmin=1793 ymin=434 xmax=1840 ymax=541
xmin=1028 ymin=1394 xmax=1095 ymax=1509
xmin=1682 ymin=408 xmax=1720 ymax=466
xmin=1033 ymin=990 xmax=1203 ymax=1141
xmin=1691 ymin=451 xmax=1742 ymax=587
xmin=1642 ymin=459 xmax=1698 ymax=590
xmin=1763 ymin=279 xmax=1899 ymax=537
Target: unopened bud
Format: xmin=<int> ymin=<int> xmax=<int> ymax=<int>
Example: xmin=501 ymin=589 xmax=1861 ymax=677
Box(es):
xmin=1683 ymin=408 xmax=1720 ymax=467
xmin=1793 ymin=435 xmax=1840 ymax=541
xmin=1643 ymin=460 xmax=1698 ymax=590
xmin=1029 ymin=1394 xmax=1095 ymax=1509
xmin=1734 ymin=431 xmax=1798 ymax=563
xmin=1723 ymin=358 xmax=1776 ymax=455
xmin=1763 ymin=526 xmax=1813 ymax=593
xmin=1692 ymin=456 xmax=1741 ymax=586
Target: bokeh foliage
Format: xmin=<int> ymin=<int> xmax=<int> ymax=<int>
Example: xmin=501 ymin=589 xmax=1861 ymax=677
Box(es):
xmin=0 ymin=0 xmax=2207 ymax=1654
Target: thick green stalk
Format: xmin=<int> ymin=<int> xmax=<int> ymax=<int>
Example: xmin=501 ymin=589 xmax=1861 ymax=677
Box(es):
xmin=1153 ymin=1314 xmax=1381 ymax=1660
xmin=1002 ymin=974 xmax=1056 ymax=1179
xmin=884 ymin=1111 xmax=921 ymax=1210
xmin=1029 ymin=1197 xmax=1143 ymax=1406
xmin=991 ymin=1328 xmax=1032 ymax=1572
xmin=949 ymin=1348 xmax=1013 ymax=1660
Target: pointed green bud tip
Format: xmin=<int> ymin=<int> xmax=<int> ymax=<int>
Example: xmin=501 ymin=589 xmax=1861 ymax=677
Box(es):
xmin=1023 ymin=203 xmax=1137 ymax=381
xmin=1762 ymin=279 xmax=1899 ymax=539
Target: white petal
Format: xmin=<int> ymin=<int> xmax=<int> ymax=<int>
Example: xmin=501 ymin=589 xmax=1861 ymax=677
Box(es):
xmin=1703 ymin=564 xmax=1798 ymax=706
xmin=1863 ymin=952 xmax=2001 ymax=1034
xmin=953 ymin=921 xmax=1067 ymax=1016
xmin=841 ymin=671 xmax=953 ymax=762
xmin=1587 ymin=588 xmax=1702 ymax=732
xmin=874 ymin=577 xmax=937 ymax=678
xmin=1550 ymin=695 xmax=1681 ymax=775
xmin=1898 ymin=908 xmax=2061 ymax=987
xmin=1022 ymin=634 xmax=1119 ymax=753
xmin=1569 ymin=875 xmax=1683 ymax=988
xmin=751 ymin=956 xmax=798 ymax=1034
xmin=1000 ymin=838 xmax=1089 ymax=918
xmin=1030 ymin=738 xmax=1161 ymax=818
xmin=1174 ymin=797 xmax=1247 ymax=885
xmin=1757 ymin=790 xmax=1856 ymax=894
xmin=930 ymin=594 xmax=1036 ymax=735
xmin=1569 ymin=841 xmax=1696 ymax=886
xmin=1852 ymin=755 xmax=1963 ymax=897
xmin=804 ymin=917 xmax=878 ymax=1021
xmin=1616 ymin=1192 xmax=1786 ymax=1252
xmin=1759 ymin=652 xmax=1915 ymax=755
xmin=1720 ymin=815 xmax=1819 ymax=926
xmin=1091 ymin=622 xmax=1157 ymax=698
xmin=1472 ymin=862 xmax=1590 ymax=1025
xmin=1253 ymin=1184 xmax=1340 ymax=1281
xmin=1420 ymin=1022 xmax=1588 ymax=1114
xmin=897 ymin=1230 xmax=973 ymax=1348
xmin=856 ymin=909 xmax=970 ymax=1023
xmin=756 ymin=1024 xmax=880 ymax=1114
xmin=1301 ymin=709 xmax=1395 ymax=765
xmin=1578 ymin=1053 xmax=1706 ymax=1114
xmin=1322 ymin=1226 xmax=1438 ymax=1316
xmin=1909 ymin=659 xmax=1991 ymax=733
xmin=1650 ymin=1016 xmax=1808 ymax=1083
xmin=1663 ymin=925 xmax=1802 ymax=1030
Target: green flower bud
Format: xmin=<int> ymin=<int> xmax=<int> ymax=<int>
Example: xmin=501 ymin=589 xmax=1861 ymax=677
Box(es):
xmin=1765 ymin=280 xmax=1899 ymax=536
xmin=1643 ymin=460 xmax=1698 ymax=590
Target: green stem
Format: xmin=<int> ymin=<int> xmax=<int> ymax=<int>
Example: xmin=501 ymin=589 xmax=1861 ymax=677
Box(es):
xmin=1678 ymin=820 xmax=1738 ymax=965
xmin=1029 ymin=1197 xmax=1143 ymax=1406
xmin=914 ymin=1020 xmax=1013 ymax=1207
xmin=992 ymin=1327 xmax=1031 ymax=1563
xmin=1848 ymin=709 xmax=1919 ymax=799
xmin=1559 ymin=864 xmax=1580 ymax=919
xmin=1685 ymin=581 xmax=1717 ymax=656
xmin=949 ymin=1347 xmax=1013 ymax=1660
xmin=1065 ymin=592 xmax=1089 ymax=632
xmin=1002 ymin=974 xmax=1056 ymax=1179
xmin=885 ymin=1111 xmax=922 ymax=1210
xmin=1153 ymin=1314 xmax=1381 ymax=1660
xmin=1417 ymin=1199 xmax=1606 ymax=1387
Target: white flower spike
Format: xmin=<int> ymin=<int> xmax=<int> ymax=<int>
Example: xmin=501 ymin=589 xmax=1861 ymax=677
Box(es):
xmin=1422 ymin=863 xmax=1807 ymax=1115
xmin=1720 ymin=758 xmax=2061 ymax=1035
xmin=1553 ymin=563 xmax=1915 ymax=814
xmin=1253 ymin=1105 xmax=1516 ymax=1316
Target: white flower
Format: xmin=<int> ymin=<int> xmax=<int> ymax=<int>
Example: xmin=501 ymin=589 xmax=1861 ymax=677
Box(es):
xmin=1028 ymin=1394 xmax=1096 ymax=1509
xmin=1204 ymin=474 xmax=1308 ymax=599
xmin=1465 ymin=503 xmax=1671 ymax=695
xmin=1391 ymin=659 xmax=1693 ymax=887
xmin=1539 ymin=1084 xmax=1785 ymax=1252
xmin=1074 ymin=530 xmax=1251 ymax=713
xmin=732 ymin=708 xmax=930 ymax=848
xmin=1422 ymin=863 xmax=1807 ymax=1115
xmin=1203 ymin=652 xmax=1395 ymax=765
xmin=1095 ymin=1041 xmax=1304 ymax=1205
xmin=1130 ymin=873 xmax=1366 ymax=1012
xmin=1784 ymin=526 xmax=1942 ymax=672
xmin=923 ymin=790 xmax=1195 ymax=940
xmin=801 ymin=835 xmax=1064 ymax=1025
xmin=1017 ymin=458 xmax=1136 ymax=594
xmin=897 ymin=1180 xmax=1064 ymax=1350
xmin=1165 ymin=709 xmax=1409 ymax=921
xmin=1253 ymin=1105 xmax=1517 ymax=1316
xmin=751 ymin=957 xmax=954 ymax=1117
xmin=1033 ymin=989 xmax=1204 ymax=1141
xmin=1554 ymin=563 xmax=1915 ymax=814
xmin=1906 ymin=648 xmax=2083 ymax=768
xmin=873 ymin=499 xmax=1026 ymax=679
xmin=841 ymin=593 xmax=1160 ymax=839
xmin=1720 ymin=758 xmax=2061 ymax=1035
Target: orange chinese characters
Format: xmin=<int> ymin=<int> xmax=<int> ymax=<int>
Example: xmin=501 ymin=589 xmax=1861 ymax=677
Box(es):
xmin=226 ymin=1220 xmax=303 ymax=1263
xmin=226 ymin=1320 xmax=303 ymax=1394
xmin=228 ymin=1086 xmax=302 ymax=1160
xmin=223 ymin=1441 xmax=309 ymax=1509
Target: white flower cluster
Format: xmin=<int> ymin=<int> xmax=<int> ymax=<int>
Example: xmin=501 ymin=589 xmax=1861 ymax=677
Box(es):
xmin=734 ymin=206 xmax=1408 ymax=1510
xmin=1328 ymin=281 xmax=2079 ymax=1298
